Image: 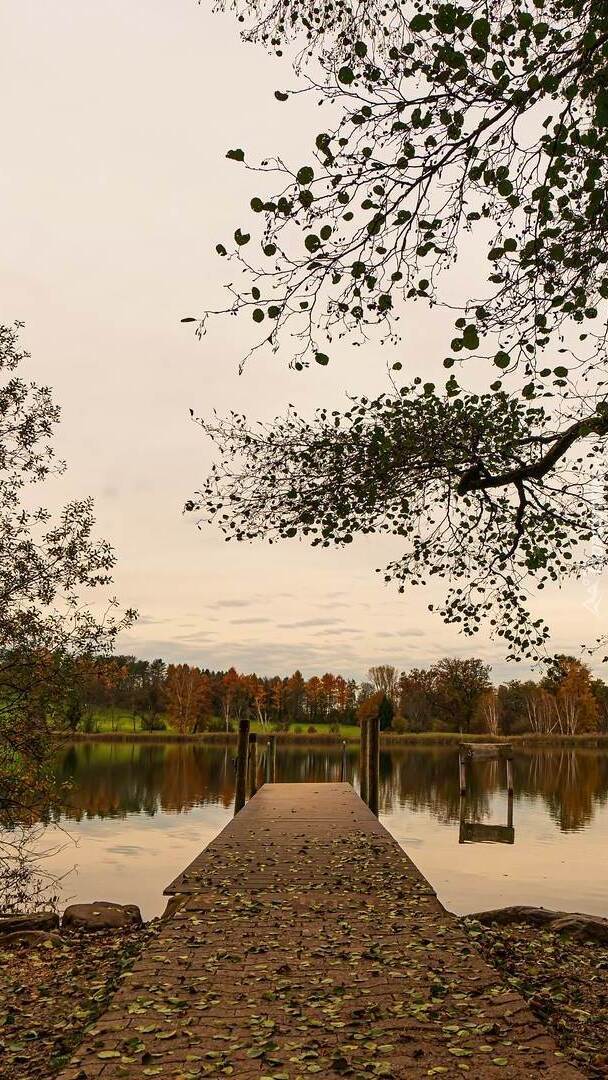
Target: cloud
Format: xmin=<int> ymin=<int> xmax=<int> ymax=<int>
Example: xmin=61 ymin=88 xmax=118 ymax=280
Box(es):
xmin=277 ymin=617 xmax=344 ymax=629
xmin=230 ymin=617 xmax=272 ymax=625
xmin=208 ymin=599 xmax=253 ymax=609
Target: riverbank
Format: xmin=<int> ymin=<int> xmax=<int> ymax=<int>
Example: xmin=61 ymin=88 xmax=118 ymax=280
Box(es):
xmin=0 ymin=922 xmax=154 ymax=1080
xmin=57 ymin=729 xmax=608 ymax=748
xmin=2 ymin=910 xmax=606 ymax=1079
xmin=464 ymin=917 xmax=608 ymax=1078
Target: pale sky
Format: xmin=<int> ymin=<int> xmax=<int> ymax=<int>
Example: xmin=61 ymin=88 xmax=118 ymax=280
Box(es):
xmin=2 ymin=0 xmax=605 ymax=681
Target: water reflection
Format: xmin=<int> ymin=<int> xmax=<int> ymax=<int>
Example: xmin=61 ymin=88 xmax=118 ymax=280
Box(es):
xmin=36 ymin=742 xmax=608 ymax=919
xmin=50 ymin=742 xmax=608 ymax=834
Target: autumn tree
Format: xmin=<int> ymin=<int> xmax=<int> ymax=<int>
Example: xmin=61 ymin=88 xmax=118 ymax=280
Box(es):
xmin=398 ymin=668 xmax=436 ymax=731
xmin=475 ymin=688 xmax=501 ymax=736
xmin=0 ymin=323 xmax=134 ymax=909
xmin=165 ymin=664 xmax=211 ymax=734
xmin=542 ymin=655 xmax=599 ymax=734
xmin=189 ymin=0 xmax=608 ymax=660
xmin=431 ymin=657 xmax=492 ymax=733
xmin=368 ymin=665 xmax=400 ymax=707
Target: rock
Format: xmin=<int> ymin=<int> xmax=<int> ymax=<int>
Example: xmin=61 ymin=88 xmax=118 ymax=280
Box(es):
xmin=62 ymin=901 xmax=142 ymax=931
xmin=0 ymin=930 xmax=64 ymax=947
xmin=467 ymin=906 xmax=557 ymax=927
xmin=467 ymin=906 xmax=608 ymax=943
xmin=0 ymin=911 xmax=59 ymax=935
xmin=161 ymin=894 xmax=188 ymax=920
xmin=550 ymin=913 xmax=608 ymax=944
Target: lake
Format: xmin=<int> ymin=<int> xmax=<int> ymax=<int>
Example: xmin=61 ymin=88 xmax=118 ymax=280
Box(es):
xmin=40 ymin=740 xmax=608 ymax=920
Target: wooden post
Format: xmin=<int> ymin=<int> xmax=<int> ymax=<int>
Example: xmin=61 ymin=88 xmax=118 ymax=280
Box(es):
xmin=368 ymin=715 xmax=380 ymax=817
xmin=248 ymin=732 xmax=258 ymax=798
xmin=458 ymin=751 xmax=467 ymax=795
xmin=340 ymin=740 xmax=347 ymax=782
xmin=359 ymin=717 xmax=369 ymax=805
xmin=507 ymin=791 xmax=514 ymax=830
xmin=506 ymin=755 xmax=514 ymax=795
xmin=267 ymin=734 xmax=277 ymax=783
xmin=234 ymin=716 xmax=250 ymax=815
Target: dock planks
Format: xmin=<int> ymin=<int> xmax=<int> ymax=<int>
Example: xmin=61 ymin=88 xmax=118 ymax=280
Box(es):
xmin=58 ymin=783 xmax=580 ymax=1079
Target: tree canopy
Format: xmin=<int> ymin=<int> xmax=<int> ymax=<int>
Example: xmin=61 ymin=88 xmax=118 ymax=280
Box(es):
xmin=0 ymin=323 xmax=135 ymax=907
xmin=188 ymin=0 xmax=608 ymax=659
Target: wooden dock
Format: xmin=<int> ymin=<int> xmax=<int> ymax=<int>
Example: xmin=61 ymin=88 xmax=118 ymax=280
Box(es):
xmin=58 ymin=783 xmax=580 ymax=1079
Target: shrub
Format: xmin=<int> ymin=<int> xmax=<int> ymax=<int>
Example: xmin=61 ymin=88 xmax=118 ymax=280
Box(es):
xmin=141 ymin=714 xmax=167 ymax=732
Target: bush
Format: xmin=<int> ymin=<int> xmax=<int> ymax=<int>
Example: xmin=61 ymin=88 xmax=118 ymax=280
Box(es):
xmin=140 ymin=714 xmax=167 ymax=732
xmin=328 ymin=722 xmax=340 ymax=734
xmin=81 ymin=712 xmax=98 ymax=734
xmin=201 ymin=715 xmax=225 ymax=733
xmin=307 ymin=725 xmax=317 ymax=734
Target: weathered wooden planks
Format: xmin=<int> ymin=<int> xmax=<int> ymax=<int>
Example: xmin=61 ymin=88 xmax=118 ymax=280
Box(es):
xmin=57 ymin=783 xmax=581 ymax=1080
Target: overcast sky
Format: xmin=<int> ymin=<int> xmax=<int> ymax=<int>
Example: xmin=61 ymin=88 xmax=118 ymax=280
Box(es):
xmin=2 ymin=0 xmax=604 ymax=681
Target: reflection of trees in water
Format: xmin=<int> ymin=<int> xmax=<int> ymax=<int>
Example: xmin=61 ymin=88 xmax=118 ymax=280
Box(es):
xmin=45 ymin=743 xmax=608 ymax=834
xmin=526 ymin=750 xmax=608 ymax=832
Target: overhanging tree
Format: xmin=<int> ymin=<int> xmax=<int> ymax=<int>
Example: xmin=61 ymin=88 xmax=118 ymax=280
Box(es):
xmin=186 ymin=0 xmax=608 ymax=658
xmin=0 ymin=323 xmax=135 ymax=909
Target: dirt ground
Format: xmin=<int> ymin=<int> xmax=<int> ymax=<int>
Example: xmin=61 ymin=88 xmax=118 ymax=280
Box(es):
xmin=1 ymin=917 xmax=606 ymax=1079
xmin=463 ymin=919 xmax=608 ymax=1078
xmin=0 ymin=924 xmax=153 ymax=1080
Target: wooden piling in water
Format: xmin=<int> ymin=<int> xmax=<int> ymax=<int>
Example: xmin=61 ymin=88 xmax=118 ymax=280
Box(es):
xmin=248 ymin=732 xmax=258 ymax=798
xmin=359 ymin=716 xmax=369 ymax=805
xmin=368 ymin=715 xmax=379 ymax=817
xmin=234 ymin=717 xmax=250 ymax=814
xmin=459 ymin=750 xmax=467 ymax=795
xmin=267 ymin=734 xmax=277 ymax=783
xmin=340 ymin=740 xmax=347 ymax=782
xmin=506 ymin=754 xmax=514 ymax=795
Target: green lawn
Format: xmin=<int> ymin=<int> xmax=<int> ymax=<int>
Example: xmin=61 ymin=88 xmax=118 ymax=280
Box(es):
xmin=74 ymin=709 xmax=360 ymax=739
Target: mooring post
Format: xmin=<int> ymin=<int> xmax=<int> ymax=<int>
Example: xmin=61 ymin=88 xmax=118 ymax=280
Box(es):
xmin=267 ymin=733 xmax=277 ymax=783
xmin=506 ymin=753 xmax=514 ymax=795
xmin=360 ymin=716 xmax=369 ymax=805
xmin=340 ymin=739 xmax=347 ymax=782
xmin=368 ymin=715 xmax=380 ymax=817
xmin=507 ymin=790 xmax=514 ymax=830
xmin=234 ymin=716 xmax=250 ymax=814
xmin=248 ymin=732 xmax=258 ymax=798
xmin=458 ymin=750 xmax=467 ymax=795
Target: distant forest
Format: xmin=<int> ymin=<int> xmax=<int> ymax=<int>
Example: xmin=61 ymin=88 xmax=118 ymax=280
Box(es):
xmin=66 ymin=654 xmax=608 ymax=737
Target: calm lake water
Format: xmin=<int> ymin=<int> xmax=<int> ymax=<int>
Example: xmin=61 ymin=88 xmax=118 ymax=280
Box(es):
xmin=42 ymin=740 xmax=608 ymax=920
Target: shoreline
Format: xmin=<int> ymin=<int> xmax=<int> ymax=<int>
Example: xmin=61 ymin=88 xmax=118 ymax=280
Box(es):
xmin=55 ymin=729 xmax=608 ymax=748
xmin=2 ymin=908 xmax=606 ymax=1080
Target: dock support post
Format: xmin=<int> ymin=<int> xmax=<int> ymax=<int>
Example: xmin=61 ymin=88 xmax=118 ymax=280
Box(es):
xmin=248 ymin=732 xmax=258 ymax=798
xmin=234 ymin=717 xmax=250 ymax=814
xmin=360 ymin=717 xmax=369 ymax=805
xmin=267 ymin=734 xmax=277 ymax=783
xmin=506 ymin=754 xmax=514 ymax=795
xmin=459 ymin=751 xmax=467 ymax=795
xmin=340 ymin=740 xmax=347 ymax=782
xmin=368 ymin=715 xmax=380 ymax=817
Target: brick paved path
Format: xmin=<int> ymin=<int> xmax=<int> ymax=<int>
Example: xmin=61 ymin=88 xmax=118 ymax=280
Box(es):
xmin=58 ymin=783 xmax=581 ymax=1079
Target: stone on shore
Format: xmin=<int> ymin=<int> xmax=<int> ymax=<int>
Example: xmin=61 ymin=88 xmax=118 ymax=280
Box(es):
xmin=469 ymin=905 xmax=608 ymax=943
xmin=62 ymin=901 xmax=142 ymax=931
xmin=0 ymin=911 xmax=59 ymax=935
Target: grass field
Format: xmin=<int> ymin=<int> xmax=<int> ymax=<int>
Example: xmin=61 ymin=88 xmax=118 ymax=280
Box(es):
xmin=75 ymin=709 xmax=360 ymax=740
